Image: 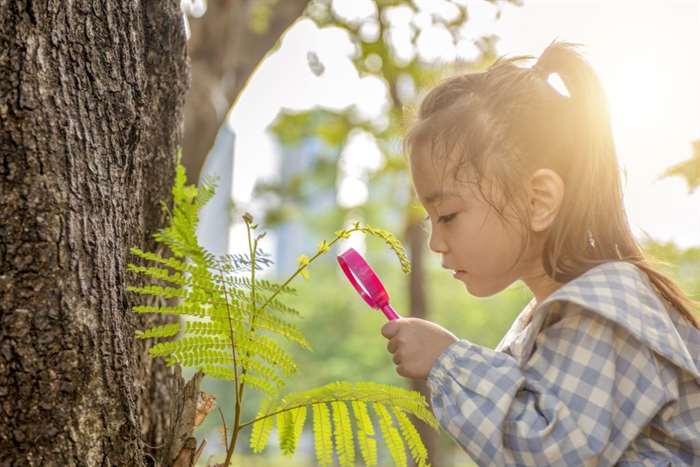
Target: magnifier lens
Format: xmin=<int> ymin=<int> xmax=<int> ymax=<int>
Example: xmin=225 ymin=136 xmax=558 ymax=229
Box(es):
xmin=337 ymin=247 xmax=398 ymax=319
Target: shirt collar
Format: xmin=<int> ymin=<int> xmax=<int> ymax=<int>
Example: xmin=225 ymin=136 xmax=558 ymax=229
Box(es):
xmin=523 ymin=261 xmax=700 ymax=381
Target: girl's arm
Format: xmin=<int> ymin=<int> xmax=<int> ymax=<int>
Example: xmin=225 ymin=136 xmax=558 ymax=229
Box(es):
xmin=427 ymin=302 xmax=672 ymax=466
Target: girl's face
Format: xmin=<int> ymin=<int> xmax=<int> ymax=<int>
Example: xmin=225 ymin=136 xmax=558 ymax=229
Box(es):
xmin=410 ymin=150 xmax=540 ymax=297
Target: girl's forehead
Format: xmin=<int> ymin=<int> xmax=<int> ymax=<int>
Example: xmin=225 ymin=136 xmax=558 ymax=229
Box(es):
xmin=410 ymin=157 xmax=477 ymax=206
xmin=410 ymin=147 xmax=459 ymax=178
xmin=411 ymin=155 xmax=495 ymax=213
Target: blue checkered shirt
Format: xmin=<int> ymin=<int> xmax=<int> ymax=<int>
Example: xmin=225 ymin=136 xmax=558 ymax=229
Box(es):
xmin=427 ymin=261 xmax=700 ymax=466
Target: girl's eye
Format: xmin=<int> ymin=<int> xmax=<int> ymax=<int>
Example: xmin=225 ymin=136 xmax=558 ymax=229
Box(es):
xmin=439 ymin=213 xmax=457 ymax=224
xmin=424 ymin=213 xmax=457 ymax=224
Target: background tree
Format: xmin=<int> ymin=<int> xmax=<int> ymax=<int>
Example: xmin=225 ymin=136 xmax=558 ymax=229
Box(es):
xmin=0 ymin=2 xmax=195 ymax=465
xmin=181 ymin=0 xmax=309 ymax=184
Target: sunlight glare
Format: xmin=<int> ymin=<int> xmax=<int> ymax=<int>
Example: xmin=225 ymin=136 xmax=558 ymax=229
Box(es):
xmin=602 ymin=55 xmax=666 ymax=133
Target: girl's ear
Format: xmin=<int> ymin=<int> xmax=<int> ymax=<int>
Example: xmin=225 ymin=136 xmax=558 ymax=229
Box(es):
xmin=527 ymin=168 xmax=564 ymax=232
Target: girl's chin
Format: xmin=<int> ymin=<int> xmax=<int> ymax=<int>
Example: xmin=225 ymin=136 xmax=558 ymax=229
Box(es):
xmin=458 ymin=275 xmax=507 ymax=298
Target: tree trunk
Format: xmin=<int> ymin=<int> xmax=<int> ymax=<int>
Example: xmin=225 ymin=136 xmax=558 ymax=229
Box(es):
xmin=182 ymin=0 xmax=309 ymax=184
xmin=0 ymin=1 xmax=194 ymax=465
xmin=405 ymin=213 xmax=446 ymax=467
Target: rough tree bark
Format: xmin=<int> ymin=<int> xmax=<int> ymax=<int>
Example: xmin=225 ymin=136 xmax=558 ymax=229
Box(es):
xmin=182 ymin=0 xmax=308 ymax=184
xmin=1 ymin=1 xmax=196 ymax=465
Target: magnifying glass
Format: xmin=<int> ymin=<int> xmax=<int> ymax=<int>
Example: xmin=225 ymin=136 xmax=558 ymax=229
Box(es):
xmin=336 ymin=247 xmax=401 ymax=321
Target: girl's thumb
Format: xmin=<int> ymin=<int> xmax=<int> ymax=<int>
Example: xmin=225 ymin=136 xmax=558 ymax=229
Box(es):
xmin=381 ymin=321 xmax=399 ymax=339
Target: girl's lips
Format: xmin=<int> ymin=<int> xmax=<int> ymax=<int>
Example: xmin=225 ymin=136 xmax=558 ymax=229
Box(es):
xmin=453 ymin=270 xmax=467 ymax=278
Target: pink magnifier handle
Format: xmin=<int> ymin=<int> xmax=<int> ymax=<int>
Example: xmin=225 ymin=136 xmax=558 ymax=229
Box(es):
xmin=336 ymin=247 xmax=402 ymax=321
xmin=380 ymin=304 xmax=400 ymax=321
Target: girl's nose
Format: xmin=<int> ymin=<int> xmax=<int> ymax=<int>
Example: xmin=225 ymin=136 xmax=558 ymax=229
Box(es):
xmin=428 ymin=229 xmax=448 ymax=254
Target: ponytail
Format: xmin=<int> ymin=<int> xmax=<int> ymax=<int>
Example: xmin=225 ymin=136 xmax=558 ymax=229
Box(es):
xmin=532 ymin=41 xmax=699 ymax=327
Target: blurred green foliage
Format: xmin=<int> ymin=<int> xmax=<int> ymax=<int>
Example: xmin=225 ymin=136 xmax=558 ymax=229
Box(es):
xmin=192 ymin=0 xmax=700 ymax=463
xmin=663 ymin=139 xmax=700 ymax=193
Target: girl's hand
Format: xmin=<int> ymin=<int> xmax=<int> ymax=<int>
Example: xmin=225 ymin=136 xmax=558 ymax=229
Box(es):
xmin=380 ymin=318 xmax=459 ymax=380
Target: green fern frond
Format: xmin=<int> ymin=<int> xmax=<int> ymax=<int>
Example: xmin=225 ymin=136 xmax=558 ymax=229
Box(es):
xmin=312 ymin=402 xmax=334 ymax=466
xmin=148 ymin=336 xmax=229 ymax=358
xmin=135 ymin=322 xmax=180 ymax=340
xmin=153 ymin=219 xmax=204 ymax=263
xmin=212 ymin=250 xmax=274 ymax=274
xmin=358 ymin=224 xmax=411 ymax=274
xmin=257 ymin=296 xmax=301 ymax=317
xmin=240 ymin=373 xmax=279 ymax=396
xmin=331 ymin=401 xmax=355 ymax=466
xmin=127 ymin=284 xmax=187 ymax=300
xmin=172 ymin=159 xmax=197 ymax=205
xmin=129 ymin=247 xmax=194 ymax=273
xmin=194 ymin=175 xmax=217 ymax=211
xmin=200 ymin=365 xmax=236 ymax=381
xmin=132 ymin=304 xmax=209 ymax=317
xmin=382 ymin=394 xmax=437 ymax=431
xmin=203 ymin=305 xmax=310 ymax=350
xmin=352 ymin=400 xmax=378 ymax=466
xmin=198 ymin=298 xmax=245 ymax=321
xmin=241 ymin=381 xmax=436 ymax=465
xmin=165 ymin=349 xmax=232 ymax=367
xmin=265 ymin=381 xmax=433 ymax=416
xmin=393 ymin=408 xmax=430 ymax=467
xmin=128 ymin=162 xmax=426 ymax=466
xmin=216 ymin=275 xmax=297 ymax=296
xmin=233 ymin=312 xmax=310 ymax=350
xmin=250 ymin=398 xmax=276 ymax=453
xmin=350 ymin=382 xmax=438 ymax=430
xmin=127 ymin=264 xmax=189 ymax=286
xmin=277 ymin=410 xmax=294 ymax=455
xmin=277 ymin=406 xmax=306 ymax=455
xmin=373 ymin=402 xmax=407 ymax=467
xmin=243 ymin=335 xmax=297 ymax=376
xmin=184 ymin=319 xmax=246 ymax=338
xmin=153 ymin=164 xmax=217 ymax=269
xmin=226 ymin=287 xmax=301 ymax=317
xmin=238 ymin=356 xmax=285 ymax=392
xmin=253 ymin=313 xmax=311 ymax=350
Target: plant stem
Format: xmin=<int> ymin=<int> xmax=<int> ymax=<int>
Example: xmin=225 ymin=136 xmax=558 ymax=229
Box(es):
xmin=218 ymin=407 xmax=229 ymax=452
xmin=238 ymin=397 xmax=377 ymax=430
xmin=256 ymin=229 xmax=359 ymax=311
xmin=222 ymin=226 xmax=360 ymax=465
xmin=224 ymin=219 xmax=260 ymax=466
xmin=220 ymin=262 xmax=240 ymax=467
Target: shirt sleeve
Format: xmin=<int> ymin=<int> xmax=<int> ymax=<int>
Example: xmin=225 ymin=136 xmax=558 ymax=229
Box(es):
xmin=426 ymin=302 xmax=673 ymax=467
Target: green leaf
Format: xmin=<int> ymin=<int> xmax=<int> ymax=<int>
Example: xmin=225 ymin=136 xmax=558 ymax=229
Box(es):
xmin=373 ymin=402 xmax=407 ymax=467
xmin=278 ymin=406 xmax=307 ymax=455
xmin=312 ymin=402 xmax=334 ymax=466
xmin=393 ymin=407 xmax=430 ymax=467
xmin=352 ymin=400 xmax=378 ymax=465
xmin=331 ymin=401 xmax=355 ymax=466
xmin=134 ymin=322 xmax=181 ymax=340
xmin=250 ymin=398 xmax=275 ymax=453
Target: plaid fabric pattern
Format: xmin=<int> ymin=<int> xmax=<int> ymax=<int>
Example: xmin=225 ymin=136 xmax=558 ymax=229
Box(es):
xmin=427 ymin=261 xmax=700 ymax=466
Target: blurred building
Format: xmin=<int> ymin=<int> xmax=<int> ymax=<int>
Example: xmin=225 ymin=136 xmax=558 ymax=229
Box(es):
xmin=196 ymin=124 xmax=236 ymax=257
xmin=273 ymin=136 xmax=340 ymax=279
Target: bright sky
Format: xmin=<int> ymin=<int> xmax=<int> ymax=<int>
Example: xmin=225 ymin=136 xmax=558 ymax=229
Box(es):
xmin=227 ymin=0 xmax=700 ymax=251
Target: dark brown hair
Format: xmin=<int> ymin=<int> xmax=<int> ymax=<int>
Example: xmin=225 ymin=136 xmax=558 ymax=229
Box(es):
xmin=404 ymin=41 xmax=699 ymax=328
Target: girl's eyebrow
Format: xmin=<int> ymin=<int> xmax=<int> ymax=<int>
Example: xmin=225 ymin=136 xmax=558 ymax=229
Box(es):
xmin=425 ymin=191 xmax=461 ymax=204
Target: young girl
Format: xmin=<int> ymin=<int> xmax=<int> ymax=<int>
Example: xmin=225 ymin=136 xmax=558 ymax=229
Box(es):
xmin=381 ymin=41 xmax=700 ymax=466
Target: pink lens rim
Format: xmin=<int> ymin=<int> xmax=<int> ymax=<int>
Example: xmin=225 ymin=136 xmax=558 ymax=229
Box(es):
xmin=336 ymin=247 xmax=389 ymax=309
